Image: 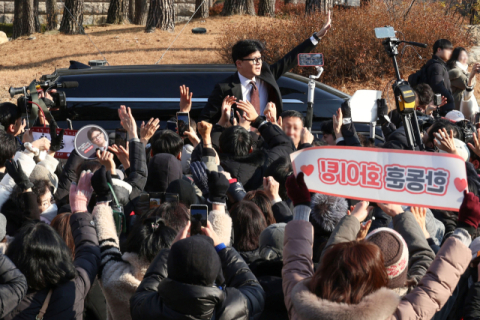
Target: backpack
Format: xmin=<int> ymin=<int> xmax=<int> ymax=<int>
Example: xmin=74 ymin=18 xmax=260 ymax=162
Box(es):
xmin=408 ymin=63 xmax=429 ymax=88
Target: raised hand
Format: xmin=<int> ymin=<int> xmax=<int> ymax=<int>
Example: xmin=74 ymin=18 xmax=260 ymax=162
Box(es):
xmin=285 ymin=172 xmax=311 ymax=206
xmin=96 ymin=150 xmax=116 ymax=175
xmin=69 ymin=170 xmax=94 ymax=213
xmin=184 ymin=127 xmax=200 ymax=148
xmin=263 ymin=176 xmax=280 ymax=201
xmin=347 ymin=201 xmax=372 ymax=222
xmin=236 ymin=100 xmax=259 ymax=122
xmin=236 ymin=111 xmax=251 ymax=131
xmin=435 ymin=128 xmax=457 ymax=155
xmin=179 ymin=85 xmax=193 ymax=113
xmin=264 ymin=102 xmax=277 ymax=125
xmin=197 ymin=121 xmax=213 ymax=146
xmin=300 ymin=127 xmax=314 ymax=145
xmin=316 ymin=10 xmax=332 ymax=38
xmin=468 ymin=128 xmax=480 ymax=158
xmin=377 ymin=203 xmax=404 ymax=217
xmin=118 ymin=105 xmax=138 ymax=139
xmin=108 ymin=143 xmax=130 ymax=170
xmin=140 ymin=118 xmax=160 ymax=145
xmin=411 ymin=207 xmax=430 ymax=239
xmin=5 ymin=159 xmax=33 ymax=191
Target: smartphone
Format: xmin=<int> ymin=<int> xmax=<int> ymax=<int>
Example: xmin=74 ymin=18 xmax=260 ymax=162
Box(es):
xmin=167 ymin=120 xmax=177 ymax=132
xmin=374 ymin=26 xmax=395 ymax=39
xmin=176 ymin=112 xmax=190 ymax=137
xmin=165 ymin=193 xmax=179 ymax=204
xmin=434 ymin=94 xmax=442 ymax=106
xmin=190 ymin=204 xmax=208 ymax=236
xmin=298 ymin=53 xmax=324 ymax=67
xmin=149 ymin=192 xmax=165 ymax=209
xmin=115 ymin=128 xmax=128 ymax=148
xmin=474 ymin=113 xmax=480 ymax=127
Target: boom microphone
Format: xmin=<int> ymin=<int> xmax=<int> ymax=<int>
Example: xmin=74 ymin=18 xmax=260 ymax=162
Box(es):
xmin=403 ymin=41 xmax=428 ymax=48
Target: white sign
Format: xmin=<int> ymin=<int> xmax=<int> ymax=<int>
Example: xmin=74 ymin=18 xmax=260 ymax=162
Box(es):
xmin=30 ymin=127 xmax=77 ymax=159
xmin=290 ymin=146 xmax=467 ymax=211
xmin=349 ymin=90 xmax=382 ymax=123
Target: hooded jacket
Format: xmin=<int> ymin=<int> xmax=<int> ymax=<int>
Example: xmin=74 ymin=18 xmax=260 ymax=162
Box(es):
xmin=4 ymin=210 xmax=100 ymax=320
xmin=282 ymin=220 xmax=471 ymax=320
xmin=130 ymin=246 xmax=265 ymax=320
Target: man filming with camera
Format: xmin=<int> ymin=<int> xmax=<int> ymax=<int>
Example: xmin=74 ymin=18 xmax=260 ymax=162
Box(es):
xmin=198 ymin=12 xmax=332 ymax=124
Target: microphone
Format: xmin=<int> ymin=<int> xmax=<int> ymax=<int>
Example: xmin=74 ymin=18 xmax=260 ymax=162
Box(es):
xmin=56 ymin=81 xmax=79 ymax=88
xmin=404 ymin=41 xmax=427 ymax=48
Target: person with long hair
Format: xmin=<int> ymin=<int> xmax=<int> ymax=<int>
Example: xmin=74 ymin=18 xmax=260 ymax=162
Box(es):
xmin=3 ymin=171 xmax=101 ymax=320
xmin=447 ymin=47 xmax=480 ymax=113
xmin=282 ymin=173 xmax=474 ymax=320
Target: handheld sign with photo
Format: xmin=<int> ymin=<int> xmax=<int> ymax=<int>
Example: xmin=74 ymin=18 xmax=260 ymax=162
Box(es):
xmin=75 ymin=125 xmax=109 ymax=160
xmin=30 ymin=127 xmax=78 ymax=159
xmin=290 ymin=146 xmax=467 ymax=211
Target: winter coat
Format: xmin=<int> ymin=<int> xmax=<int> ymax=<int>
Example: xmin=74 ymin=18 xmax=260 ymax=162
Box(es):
xmin=282 ymin=220 xmax=471 ymax=320
xmin=425 ymin=55 xmax=455 ymax=115
xmin=0 ymin=252 xmax=27 ymax=318
xmin=4 ymin=210 xmax=100 ymax=320
xmin=55 ymin=149 xmax=84 ymax=208
xmin=130 ymin=246 xmax=265 ymax=320
xmin=449 ymin=64 xmax=476 ymax=111
xmin=94 ymin=205 xmax=233 ymax=320
xmin=240 ymin=248 xmax=262 ymax=266
xmin=464 ymin=281 xmax=480 ymax=320
xmin=320 ymin=211 xmax=435 ymax=284
xmin=220 ymin=122 xmax=295 ymax=191
xmin=271 ymin=201 xmax=293 ymax=224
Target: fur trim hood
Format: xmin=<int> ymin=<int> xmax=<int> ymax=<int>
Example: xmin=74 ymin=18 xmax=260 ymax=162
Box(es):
xmin=310 ymin=194 xmax=348 ymax=232
xmin=291 ymin=280 xmax=400 ymax=320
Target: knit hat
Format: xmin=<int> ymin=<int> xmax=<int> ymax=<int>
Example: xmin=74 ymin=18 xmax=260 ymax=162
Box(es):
xmin=167 ymin=235 xmax=221 ymax=287
xmin=166 ymin=179 xmax=199 ymax=207
xmin=0 ymin=213 xmax=6 ymax=241
xmin=29 ymin=165 xmax=58 ymax=194
xmin=145 ymin=153 xmax=183 ymax=193
xmin=366 ymin=227 xmax=409 ymax=289
xmin=259 ymin=223 xmax=286 ymax=260
xmin=310 ymin=194 xmax=348 ymax=232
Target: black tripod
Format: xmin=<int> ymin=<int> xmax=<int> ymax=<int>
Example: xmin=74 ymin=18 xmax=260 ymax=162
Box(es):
xmin=382 ymin=37 xmax=427 ymax=151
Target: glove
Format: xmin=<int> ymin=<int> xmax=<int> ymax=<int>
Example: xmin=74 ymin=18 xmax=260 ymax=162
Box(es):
xmin=49 ymin=122 xmax=64 ymax=152
xmin=5 ymin=159 xmax=33 ymax=190
xmin=341 ymin=100 xmax=352 ymax=120
xmin=207 ymin=170 xmax=229 ymax=204
xmin=286 ymin=172 xmax=311 ymax=207
xmin=377 ymin=99 xmax=390 ymax=126
xmin=91 ymin=166 xmax=113 ymax=202
xmin=227 ymin=181 xmax=246 ymax=204
xmin=69 ymin=170 xmax=94 ymax=213
xmin=190 ymin=161 xmax=209 ymax=196
xmin=458 ymin=191 xmax=480 ymax=229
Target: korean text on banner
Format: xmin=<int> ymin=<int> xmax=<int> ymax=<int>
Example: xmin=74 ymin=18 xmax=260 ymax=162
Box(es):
xmin=30 ymin=127 xmax=78 ymax=159
xmin=290 ymin=146 xmax=467 ymax=211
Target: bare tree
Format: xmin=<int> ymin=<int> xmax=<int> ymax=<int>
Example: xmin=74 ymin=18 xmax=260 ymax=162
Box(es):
xmin=12 ymin=0 xmax=36 ymax=38
xmin=258 ymin=0 xmax=275 ymax=16
xmin=129 ymin=0 xmax=136 ymax=21
xmin=194 ymin=0 xmax=209 ymax=18
xmin=59 ymin=0 xmax=85 ymax=34
xmin=305 ymin=0 xmax=332 ymax=14
xmin=107 ymin=0 xmax=127 ymax=23
xmin=135 ymin=0 xmax=149 ymax=24
xmin=284 ymin=0 xmax=298 ymax=4
xmin=246 ymin=0 xmax=255 ymax=15
xmin=46 ymin=0 xmax=58 ymax=30
xmin=34 ymin=0 xmax=41 ymax=32
xmin=12 ymin=0 xmax=25 ymax=39
xmin=222 ymin=0 xmax=246 ymax=15
xmin=145 ymin=0 xmax=175 ymax=32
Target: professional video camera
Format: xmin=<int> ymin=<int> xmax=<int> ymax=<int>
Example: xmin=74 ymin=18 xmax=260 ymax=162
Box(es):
xmin=8 ymin=79 xmax=78 ymax=127
xmin=376 ymin=26 xmax=428 ymax=150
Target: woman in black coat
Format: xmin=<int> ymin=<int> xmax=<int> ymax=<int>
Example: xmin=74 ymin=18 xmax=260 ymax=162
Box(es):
xmin=0 ymin=252 xmax=27 ymax=318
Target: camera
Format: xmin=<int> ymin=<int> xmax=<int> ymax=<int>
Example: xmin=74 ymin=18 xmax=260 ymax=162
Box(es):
xmin=455 ymin=120 xmax=475 ymax=144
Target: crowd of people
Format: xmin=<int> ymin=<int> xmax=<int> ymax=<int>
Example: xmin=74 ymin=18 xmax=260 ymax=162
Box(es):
xmin=1 ymin=12 xmax=480 ymax=320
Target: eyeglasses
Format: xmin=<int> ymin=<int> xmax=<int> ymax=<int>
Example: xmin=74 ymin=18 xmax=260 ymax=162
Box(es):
xmin=240 ymin=57 xmax=263 ymax=65
xmin=91 ymin=133 xmax=103 ymax=142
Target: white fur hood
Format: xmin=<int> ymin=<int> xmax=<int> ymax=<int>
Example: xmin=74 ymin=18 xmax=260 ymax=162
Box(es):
xmin=291 ymin=280 xmax=401 ymax=320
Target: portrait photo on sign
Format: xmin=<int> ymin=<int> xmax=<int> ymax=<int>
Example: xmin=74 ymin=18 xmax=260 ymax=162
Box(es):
xmin=74 ymin=125 xmax=109 ymax=159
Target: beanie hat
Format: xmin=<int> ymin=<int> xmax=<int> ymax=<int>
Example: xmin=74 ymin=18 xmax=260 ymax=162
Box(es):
xmin=310 ymin=194 xmax=348 ymax=232
xmin=366 ymin=227 xmax=409 ymax=289
xmin=259 ymin=223 xmax=286 ymax=260
xmin=167 ymin=235 xmax=221 ymax=287
xmin=29 ymin=164 xmax=58 ymax=194
xmin=0 ymin=213 xmax=6 ymax=241
xmin=166 ymin=179 xmax=199 ymax=207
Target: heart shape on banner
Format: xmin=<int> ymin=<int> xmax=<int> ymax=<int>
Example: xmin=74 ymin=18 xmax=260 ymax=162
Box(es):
xmin=301 ymin=165 xmax=314 ymax=177
xmin=454 ymin=178 xmax=467 ymax=192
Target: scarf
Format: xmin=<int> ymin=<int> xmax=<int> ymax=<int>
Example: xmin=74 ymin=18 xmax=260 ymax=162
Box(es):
xmin=456 ymin=61 xmax=468 ymax=72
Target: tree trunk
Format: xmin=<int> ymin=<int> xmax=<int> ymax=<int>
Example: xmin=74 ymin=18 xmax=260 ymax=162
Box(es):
xmin=46 ymin=0 xmax=58 ymax=30
xmin=12 ymin=0 xmax=24 ymax=39
xmin=59 ymin=0 xmax=85 ymax=34
xmin=284 ymin=0 xmax=298 ymax=4
xmin=246 ymin=0 xmax=255 ymax=15
xmin=145 ymin=0 xmax=175 ymax=32
xmin=122 ymin=0 xmax=130 ymax=22
xmin=134 ymin=0 xmax=148 ymax=24
xmin=34 ymin=0 xmax=41 ymax=32
xmin=194 ymin=0 xmax=209 ymax=18
xmin=258 ymin=0 xmax=275 ymax=16
xmin=305 ymin=0 xmax=332 ymax=14
xmin=23 ymin=0 xmax=36 ymax=35
xmin=129 ymin=0 xmax=136 ymax=21
xmin=222 ymin=0 xmax=246 ymax=15
xmin=107 ymin=0 xmax=125 ymax=24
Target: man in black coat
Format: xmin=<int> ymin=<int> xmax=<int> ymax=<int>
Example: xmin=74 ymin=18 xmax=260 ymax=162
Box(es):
xmin=424 ymin=39 xmax=454 ymax=116
xmin=198 ymin=12 xmax=332 ymax=124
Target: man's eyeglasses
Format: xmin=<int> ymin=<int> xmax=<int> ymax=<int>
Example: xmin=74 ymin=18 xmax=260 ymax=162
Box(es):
xmin=92 ymin=133 xmax=103 ymax=142
xmin=240 ymin=57 xmax=263 ymax=65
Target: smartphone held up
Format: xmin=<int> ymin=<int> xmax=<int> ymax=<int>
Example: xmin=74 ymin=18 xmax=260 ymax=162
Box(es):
xmin=190 ymin=204 xmax=208 ymax=236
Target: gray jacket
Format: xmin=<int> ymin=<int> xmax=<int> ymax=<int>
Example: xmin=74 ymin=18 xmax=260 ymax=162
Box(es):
xmin=321 ymin=211 xmax=435 ymax=285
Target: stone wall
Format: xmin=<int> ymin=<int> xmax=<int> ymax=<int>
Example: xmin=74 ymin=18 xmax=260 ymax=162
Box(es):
xmin=0 ymin=0 xmax=196 ymax=25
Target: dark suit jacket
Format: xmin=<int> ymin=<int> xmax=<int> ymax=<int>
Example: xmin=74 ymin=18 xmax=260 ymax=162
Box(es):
xmin=198 ymin=38 xmax=317 ymax=124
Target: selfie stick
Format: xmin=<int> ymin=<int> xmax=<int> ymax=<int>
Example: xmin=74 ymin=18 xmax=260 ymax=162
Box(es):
xmin=306 ymin=66 xmax=324 ymax=132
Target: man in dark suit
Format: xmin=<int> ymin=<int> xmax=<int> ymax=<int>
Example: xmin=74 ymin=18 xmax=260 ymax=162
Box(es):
xmin=198 ymin=12 xmax=332 ymax=124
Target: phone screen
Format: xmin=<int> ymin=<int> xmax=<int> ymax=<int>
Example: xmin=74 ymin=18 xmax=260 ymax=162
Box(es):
xmin=149 ymin=192 xmax=165 ymax=209
xmin=167 ymin=121 xmax=177 ymax=132
xmin=177 ymin=113 xmax=190 ymax=137
xmin=298 ymin=53 xmax=324 ymax=67
xmin=190 ymin=205 xmax=208 ymax=235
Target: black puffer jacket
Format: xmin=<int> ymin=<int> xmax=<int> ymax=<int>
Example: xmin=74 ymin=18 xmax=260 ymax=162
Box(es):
xmin=130 ymin=246 xmax=265 ymax=320
xmin=425 ymin=55 xmax=455 ymax=116
xmin=4 ymin=211 xmax=100 ymax=320
xmin=0 ymin=253 xmax=27 ymax=318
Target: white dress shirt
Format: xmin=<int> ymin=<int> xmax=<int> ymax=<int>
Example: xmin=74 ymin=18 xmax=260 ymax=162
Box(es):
xmin=238 ymin=73 xmax=268 ymax=115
